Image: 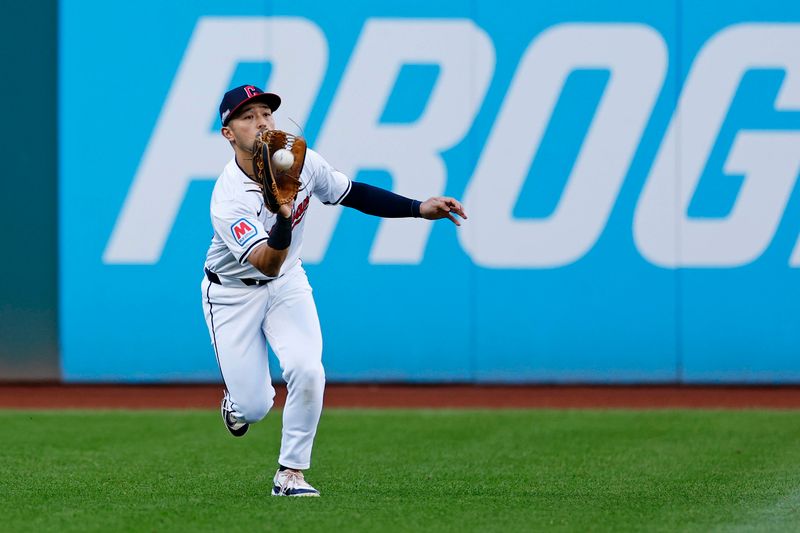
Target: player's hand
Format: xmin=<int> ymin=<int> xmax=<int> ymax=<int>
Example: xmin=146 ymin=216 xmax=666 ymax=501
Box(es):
xmin=419 ymin=196 xmax=468 ymax=226
xmin=277 ymin=203 xmax=292 ymax=219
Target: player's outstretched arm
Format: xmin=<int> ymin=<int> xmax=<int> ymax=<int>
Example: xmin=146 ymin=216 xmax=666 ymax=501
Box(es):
xmin=419 ymin=197 xmax=468 ymax=226
xmin=340 ymin=182 xmax=467 ymax=226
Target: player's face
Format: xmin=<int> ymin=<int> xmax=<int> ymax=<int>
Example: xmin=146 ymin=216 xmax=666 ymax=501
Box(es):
xmin=222 ymin=103 xmax=275 ymax=148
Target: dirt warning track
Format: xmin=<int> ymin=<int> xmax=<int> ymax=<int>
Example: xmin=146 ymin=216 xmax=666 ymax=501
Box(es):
xmin=2 ymin=384 xmax=800 ymax=409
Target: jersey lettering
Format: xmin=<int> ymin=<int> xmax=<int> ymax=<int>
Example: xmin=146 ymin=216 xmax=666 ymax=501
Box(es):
xmin=292 ymin=196 xmax=311 ymax=229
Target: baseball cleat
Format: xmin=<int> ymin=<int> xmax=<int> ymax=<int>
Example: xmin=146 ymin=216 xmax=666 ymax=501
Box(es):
xmin=220 ymin=390 xmax=249 ymax=437
xmin=271 ymin=469 xmax=320 ymax=497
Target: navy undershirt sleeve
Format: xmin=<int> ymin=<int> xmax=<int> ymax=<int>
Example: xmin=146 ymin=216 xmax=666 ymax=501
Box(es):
xmin=340 ymin=181 xmax=422 ymax=218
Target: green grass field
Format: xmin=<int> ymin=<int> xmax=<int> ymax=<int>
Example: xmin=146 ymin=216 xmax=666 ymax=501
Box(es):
xmin=2 ymin=409 xmax=800 ymax=532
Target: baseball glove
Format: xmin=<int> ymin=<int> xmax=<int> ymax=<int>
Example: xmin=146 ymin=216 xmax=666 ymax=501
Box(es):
xmin=252 ymin=129 xmax=307 ymax=213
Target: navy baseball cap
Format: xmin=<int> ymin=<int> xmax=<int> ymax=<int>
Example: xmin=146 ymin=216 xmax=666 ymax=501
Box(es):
xmin=219 ymin=85 xmax=281 ymax=126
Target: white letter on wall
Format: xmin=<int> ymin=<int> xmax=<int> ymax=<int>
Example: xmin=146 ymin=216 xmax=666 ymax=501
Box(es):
xmin=303 ymin=19 xmax=494 ymax=264
xmin=104 ymin=17 xmax=326 ymax=264
xmin=635 ymin=24 xmax=800 ymax=267
xmin=461 ymin=24 xmax=666 ymax=267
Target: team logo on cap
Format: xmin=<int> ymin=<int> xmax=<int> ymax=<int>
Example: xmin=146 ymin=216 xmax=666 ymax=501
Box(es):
xmin=231 ymin=218 xmax=257 ymax=246
xmin=244 ymin=85 xmax=259 ymax=97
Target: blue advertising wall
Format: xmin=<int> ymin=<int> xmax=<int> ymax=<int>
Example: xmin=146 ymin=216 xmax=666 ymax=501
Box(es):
xmin=60 ymin=0 xmax=800 ymax=383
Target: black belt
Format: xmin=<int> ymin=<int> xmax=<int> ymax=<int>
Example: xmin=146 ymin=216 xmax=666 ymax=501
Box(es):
xmin=205 ymin=267 xmax=270 ymax=287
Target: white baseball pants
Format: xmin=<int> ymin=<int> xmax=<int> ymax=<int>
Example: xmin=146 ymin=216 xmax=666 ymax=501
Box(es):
xmin=201 ymin=265 xmax=325 ymax=470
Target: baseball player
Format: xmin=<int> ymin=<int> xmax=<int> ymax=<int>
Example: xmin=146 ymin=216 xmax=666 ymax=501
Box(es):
xmin=201 ymin=85 xmax=467 ymax=497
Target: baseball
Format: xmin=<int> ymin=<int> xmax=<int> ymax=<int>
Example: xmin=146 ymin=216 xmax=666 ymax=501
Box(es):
xmin=272 ymin=149 xmax=294 ymax=172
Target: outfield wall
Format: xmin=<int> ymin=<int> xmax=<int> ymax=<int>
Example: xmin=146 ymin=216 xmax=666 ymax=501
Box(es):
xmin=53 ymin=0 xmax=800 ymax=383
xmin=0 ymin=1 xmax=60 ymax=381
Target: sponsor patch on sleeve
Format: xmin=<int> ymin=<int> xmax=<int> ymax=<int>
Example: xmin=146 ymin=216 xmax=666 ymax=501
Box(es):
xmin=230 ymin=218 xmax=258 ymax=246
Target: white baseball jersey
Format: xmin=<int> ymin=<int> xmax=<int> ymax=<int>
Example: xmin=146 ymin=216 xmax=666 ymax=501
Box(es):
xmin=204 ymin=148 xmax=352 ymax=279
